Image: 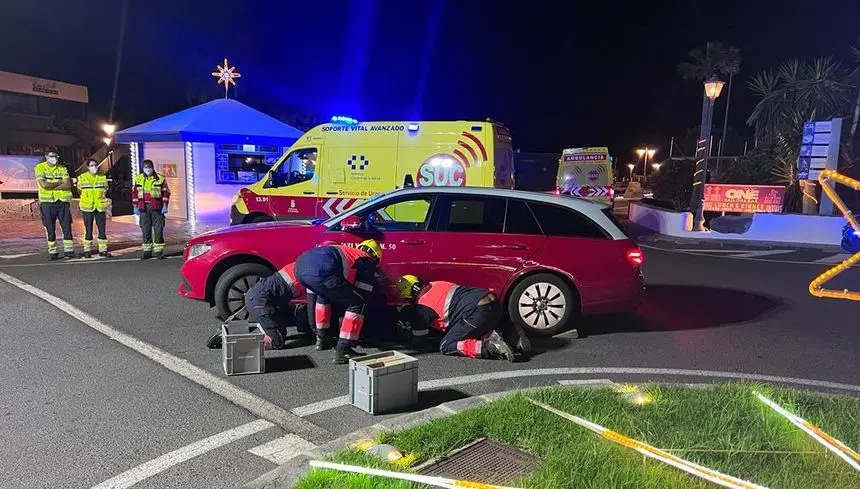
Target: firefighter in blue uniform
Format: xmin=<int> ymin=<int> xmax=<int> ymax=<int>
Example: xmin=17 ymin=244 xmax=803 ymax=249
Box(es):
xmin=295 ymin=240 xmax=382 ymax=364
xmin=207 ymin=262 xmax=311 ymax=350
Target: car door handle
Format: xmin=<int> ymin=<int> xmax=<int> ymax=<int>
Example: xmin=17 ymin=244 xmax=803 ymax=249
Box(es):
xmin=326 ymin=191 xmax=338 ymax=195
xmin=477 ymin=244 xmax=527 ymax=250
xmin=303 ymin=191 xmax=315 ymax=195
xmin=400 ymin=239 xmax=425 ymax=245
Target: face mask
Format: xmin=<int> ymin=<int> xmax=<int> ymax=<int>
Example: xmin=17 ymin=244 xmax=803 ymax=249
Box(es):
xmin=88 ymin=166 xmax=98 ymax=174
xmin=47 ymin=157 xmax=58 ymax=165
xmin=143 ymin=168 xmax=154 ymax=176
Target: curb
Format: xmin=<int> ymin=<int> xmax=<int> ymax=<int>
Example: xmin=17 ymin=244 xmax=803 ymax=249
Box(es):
xmin=243 ymin=386 xmax=604 ymax=489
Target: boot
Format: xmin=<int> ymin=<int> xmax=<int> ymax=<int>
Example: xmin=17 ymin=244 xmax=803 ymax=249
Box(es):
xmin=64 ymin=251 xmax=76 ymax=260
xmin=332 ymin=347 xmax=363 ymax=365
xmin=48 ymin=254 xmax=58 ymax=261
xmin=485 ymin=331 xmax=516 ymax=362
xmin=505 ymin=323 xmax=532 ymax=355
xmin=156 ymin=252 xmax=165 ymax=260
xmin=99 ymin=251 xmax=111 ymax=258
xmin=206 ymin=331 xmax=222 ymax=349
xmin=141 ymin=251 xmax=152 ymax=260
xmin=83 ymin=250 xmax=92 ymax=259
xmin=315 ymin=335 xmax=333 ymax=351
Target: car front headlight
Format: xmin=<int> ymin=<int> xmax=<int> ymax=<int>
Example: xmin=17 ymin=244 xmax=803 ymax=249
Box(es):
xmin=187 ymin=243 xmax=212 ymax=260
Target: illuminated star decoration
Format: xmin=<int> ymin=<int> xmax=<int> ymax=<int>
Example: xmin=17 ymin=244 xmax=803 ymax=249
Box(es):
xmin=212 ymin=58 xmax=241 ymax=98
xmin=808 ymin=169 xmax=860 ymax=301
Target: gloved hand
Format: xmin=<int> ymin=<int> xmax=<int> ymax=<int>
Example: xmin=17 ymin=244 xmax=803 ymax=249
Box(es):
xmin=133 ymin=207 xmax=140 ymax=216
xmin=161 ymin=206 xmax=168 ymax=215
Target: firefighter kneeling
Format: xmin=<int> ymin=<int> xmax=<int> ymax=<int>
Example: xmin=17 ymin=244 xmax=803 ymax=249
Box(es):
xmin=396 ymin=275 xmax=531 ymax=361
xmin=295 ymin=239 xmax=382 ymax=365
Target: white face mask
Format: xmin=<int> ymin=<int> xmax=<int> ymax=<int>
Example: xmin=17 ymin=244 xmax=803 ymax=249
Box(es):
xmin=143 ymin=167 xmax=154 ymax=176
xmin=47 ymin=156 xmax=58 ymax=165
xmin=88 ymin=166 xmax=98 ymax=174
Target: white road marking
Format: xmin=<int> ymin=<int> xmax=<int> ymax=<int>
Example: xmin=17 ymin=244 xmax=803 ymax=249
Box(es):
xmin=248 ymin=434 xmax=316 ymax=465
xmin=91 ymin=419 xmax=274 ymax=489
xmin=731 ymin=249 xmax=795 ymax=258
xmin=0 ymin=253 xmax=37 ymax=259
xmin=0 ymin=256 xmax=180 ymax=268
xmin=0 ymin=271 xmax=331 ymax=443
xmin=290 ymin=367 xmax=860 ymax=417
xmin=813 ymin=253 xmax=854 ymax=264
xmin=557 ymin=379 xmax=616 ymax=386
xmin=674 ymin=249 xmax=754 ymax=253
xmin=641 ymin=244 xmax=848 ymax=266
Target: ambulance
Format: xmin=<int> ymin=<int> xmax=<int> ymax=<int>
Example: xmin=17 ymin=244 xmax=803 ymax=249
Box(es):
xmin=229 ymin=118 xmax=515 ymax=224
xmin=555 ymin=147 xmax=614 ymax=203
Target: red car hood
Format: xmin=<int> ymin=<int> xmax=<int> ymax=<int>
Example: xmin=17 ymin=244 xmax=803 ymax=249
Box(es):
xmin=192 ymin=220 xmax=317 ymax=241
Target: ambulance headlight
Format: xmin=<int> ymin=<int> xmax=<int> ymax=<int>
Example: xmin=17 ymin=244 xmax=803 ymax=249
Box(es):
xmin=187 ymin=243 xmax=212 ymax=260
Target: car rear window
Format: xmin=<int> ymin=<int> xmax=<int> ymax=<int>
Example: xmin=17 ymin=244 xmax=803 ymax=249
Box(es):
xmin=504 ymin=199 xmax=542 ymax=235
xmin=601 ymin=208 xmax=631 ymax=238
xmin=527 ymin=202 xmax=608 ymax=238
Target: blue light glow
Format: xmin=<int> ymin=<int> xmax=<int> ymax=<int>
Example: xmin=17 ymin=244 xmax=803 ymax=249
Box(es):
xmin=407 ymin=123 xmax=419 ymax=132
xmin=331 ymin=116 xmax=359 ymax=125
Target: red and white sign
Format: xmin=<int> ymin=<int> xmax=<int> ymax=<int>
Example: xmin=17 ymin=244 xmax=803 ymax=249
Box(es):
xmin=320 ymin=197 xmax=361 ymax=218
xmin=417 ymin=154 xmax=466 ymax=187
xmin=568 ymin=186 xmax=611 ymax=198
xmin=703 ymin=184 xmax=785 ymax=213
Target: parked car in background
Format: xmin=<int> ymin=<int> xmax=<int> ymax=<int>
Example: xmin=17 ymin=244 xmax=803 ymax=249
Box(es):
xmin=179 ymin=187 xmax=645 ymax=336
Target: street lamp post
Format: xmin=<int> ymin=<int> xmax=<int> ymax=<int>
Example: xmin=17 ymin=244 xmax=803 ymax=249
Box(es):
xmin=636 ymin=147 xmax=657 ymax=178
xmin=627 ymin=163 xmax=635 ymax=180
xmin=689 ymin=74 xmax=725 ymax=231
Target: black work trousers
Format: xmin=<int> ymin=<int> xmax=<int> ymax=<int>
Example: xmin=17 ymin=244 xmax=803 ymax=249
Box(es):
xmin=82 ymin=211 xmax=107 ymax=240
xmin=439 ymin=300 xmax=503 ymax=358
xmin=40 ymin=201 xmax=73 ymax=255
xmin=139 ymin=205 xmax=165 ymax=253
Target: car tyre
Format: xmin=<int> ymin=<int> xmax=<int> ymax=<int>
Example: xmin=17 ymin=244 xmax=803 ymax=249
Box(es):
xmin=507 ymin=273 xmax=576 ymax=337
xmin=214 ymin=263 xmax=274 ymax=320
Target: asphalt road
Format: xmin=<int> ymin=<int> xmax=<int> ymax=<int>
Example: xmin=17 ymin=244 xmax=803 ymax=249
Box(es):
xmin=1 ymin=245 xmax=858 ymax=488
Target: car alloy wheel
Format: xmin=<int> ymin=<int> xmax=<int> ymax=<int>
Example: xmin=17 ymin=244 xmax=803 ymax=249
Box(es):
xmin=518 ymin=282 xmax=567 ymax=330
xmin=226 ymin=274 xmax=263 ymax=319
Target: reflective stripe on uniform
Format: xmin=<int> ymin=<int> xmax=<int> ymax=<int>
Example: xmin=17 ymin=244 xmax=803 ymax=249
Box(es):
xmin=416 ymin=282 xmax=460 ymax=332
xmin=355 ymin=281 xmax=373 ymax=292
xmin=412 ymin=328 xmax=429 ymax=337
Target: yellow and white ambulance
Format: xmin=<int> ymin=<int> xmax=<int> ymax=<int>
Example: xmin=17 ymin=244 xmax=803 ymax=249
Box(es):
xmin=229 ymin=118 xmax=515 ymax=224
xmin=555 ymin=147 xmax=614 ymax=203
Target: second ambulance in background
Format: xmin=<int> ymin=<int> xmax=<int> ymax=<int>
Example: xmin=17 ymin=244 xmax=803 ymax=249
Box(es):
xmin=556 ymin=147 xmax=614 ymax=204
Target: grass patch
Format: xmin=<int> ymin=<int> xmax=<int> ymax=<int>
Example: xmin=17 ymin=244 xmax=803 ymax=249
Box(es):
xmin=291 ymin=383 xmax=860 ymax=488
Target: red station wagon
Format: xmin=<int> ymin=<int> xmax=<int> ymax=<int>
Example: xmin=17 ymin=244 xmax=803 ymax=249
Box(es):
xmin=179 ymin=187 xmax=645 ymax=336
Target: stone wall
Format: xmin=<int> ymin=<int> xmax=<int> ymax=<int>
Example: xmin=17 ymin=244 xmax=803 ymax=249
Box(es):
xmin=0 ymin=199 xmax=113 ymax=220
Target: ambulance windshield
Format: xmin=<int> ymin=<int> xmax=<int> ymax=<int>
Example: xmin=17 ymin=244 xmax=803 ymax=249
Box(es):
xmin=273 ymin=148 xmax=317 ymax=186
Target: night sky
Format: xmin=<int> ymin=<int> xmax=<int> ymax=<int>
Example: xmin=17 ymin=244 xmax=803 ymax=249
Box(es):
xmin=3 ymin=0 xmax=859 ymax=160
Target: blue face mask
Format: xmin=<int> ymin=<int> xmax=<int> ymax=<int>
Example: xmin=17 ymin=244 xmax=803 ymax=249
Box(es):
xmin=143 ymin=167 xmax=154 ymax=176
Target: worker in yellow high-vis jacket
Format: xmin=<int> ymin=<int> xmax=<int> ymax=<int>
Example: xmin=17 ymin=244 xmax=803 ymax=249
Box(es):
xmin=77 ymin=159 xmax=111 ymax=259
xmin=34 ymin=149 xmax=75 ymax=260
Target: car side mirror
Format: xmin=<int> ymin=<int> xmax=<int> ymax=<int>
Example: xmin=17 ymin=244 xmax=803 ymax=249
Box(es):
xmin=340 ymin=215 xmax=363 ymax=231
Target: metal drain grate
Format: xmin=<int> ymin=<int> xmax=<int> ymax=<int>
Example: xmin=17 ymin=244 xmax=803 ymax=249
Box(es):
xmin=417 ymin=438 xmax=537 ymax=484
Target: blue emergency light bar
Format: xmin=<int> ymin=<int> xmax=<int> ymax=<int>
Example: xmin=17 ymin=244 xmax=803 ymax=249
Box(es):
xmin=331 ymin=116 xmax=359 ymax=125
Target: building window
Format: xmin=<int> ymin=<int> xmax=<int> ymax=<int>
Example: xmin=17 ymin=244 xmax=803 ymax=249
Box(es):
xmin=215 ymin=145 xmax=285 ymax=184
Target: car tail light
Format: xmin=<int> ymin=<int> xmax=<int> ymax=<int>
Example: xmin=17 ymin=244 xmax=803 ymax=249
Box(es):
xmin=626 ymin=248 xmax=644 ymax=267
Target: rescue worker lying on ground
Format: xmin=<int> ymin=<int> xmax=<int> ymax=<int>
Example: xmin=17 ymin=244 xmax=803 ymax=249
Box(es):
xmin=206 ymin=262 xmax=312 ymax=350
xmin=395 ymin=275 xmax=531 ymax=361
xmin=295 ymin=239 xmax=382 ymax=364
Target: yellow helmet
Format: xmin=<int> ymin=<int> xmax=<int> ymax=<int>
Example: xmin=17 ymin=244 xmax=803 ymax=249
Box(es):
xmin=397 ymin=274 xmax=424 ymax=299
xmin=358 ymin=239 xmax=382 ymax=261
